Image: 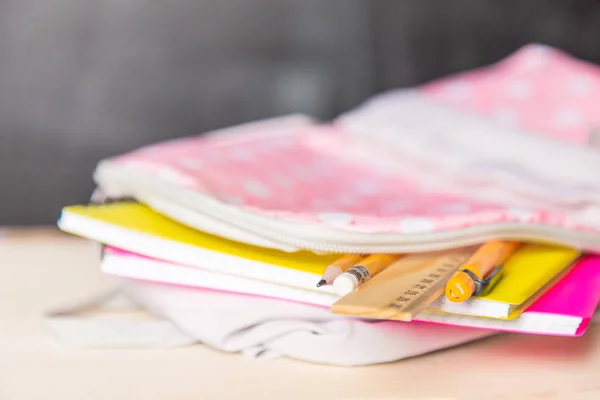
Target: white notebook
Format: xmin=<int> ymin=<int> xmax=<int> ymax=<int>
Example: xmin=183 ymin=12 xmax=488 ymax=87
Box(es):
xmin=102 ymin=247 xmax=337 ymax=307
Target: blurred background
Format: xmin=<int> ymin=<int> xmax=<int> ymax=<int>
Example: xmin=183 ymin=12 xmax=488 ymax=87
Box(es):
xmin=1 ymin=0 xmax=600 ymax=225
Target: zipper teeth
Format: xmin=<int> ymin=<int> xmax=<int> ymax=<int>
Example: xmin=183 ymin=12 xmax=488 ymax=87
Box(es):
xmin=245 ymin=226 xmax=595 ymax=254
xmin=96 ymin=165 xmax=600 ymax=254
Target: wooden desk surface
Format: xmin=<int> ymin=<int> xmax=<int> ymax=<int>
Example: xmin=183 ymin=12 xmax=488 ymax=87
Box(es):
xmin=0 ymin=228 xmax=599 ymax=400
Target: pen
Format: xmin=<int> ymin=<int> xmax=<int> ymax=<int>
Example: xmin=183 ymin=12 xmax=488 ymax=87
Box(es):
xmin=333 ymin=254 xmax=402 ymax=296
xmin=316 ymin=254 xmax=366 ymax=287
xmin=444 ymin=240 xmax=521 ymax=302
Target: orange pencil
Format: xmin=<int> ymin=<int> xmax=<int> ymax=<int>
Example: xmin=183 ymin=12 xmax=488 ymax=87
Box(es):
xmin=333 ymin=254 xmax=402 ymax=296
xmin=445 ymin=240 xmax=521 ymax=302
xmin=316 ymin=254 xmax=367 ymax=287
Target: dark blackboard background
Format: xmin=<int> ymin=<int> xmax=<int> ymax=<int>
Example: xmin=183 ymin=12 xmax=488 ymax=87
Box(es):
xmin=1 ymin=0 xmax=599 ymax=224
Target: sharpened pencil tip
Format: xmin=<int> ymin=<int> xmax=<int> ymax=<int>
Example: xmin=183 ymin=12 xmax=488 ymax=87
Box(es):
xmin=316 ymin=279 xmax=327 ymax=287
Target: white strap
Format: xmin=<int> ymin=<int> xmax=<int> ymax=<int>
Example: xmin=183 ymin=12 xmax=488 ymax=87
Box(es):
xmin=44 ymin=288 xmax=196 ymax=347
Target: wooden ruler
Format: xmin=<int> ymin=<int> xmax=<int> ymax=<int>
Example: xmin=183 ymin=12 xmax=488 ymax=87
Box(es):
xmin=331 ymin=247 xmax=476 ymax=321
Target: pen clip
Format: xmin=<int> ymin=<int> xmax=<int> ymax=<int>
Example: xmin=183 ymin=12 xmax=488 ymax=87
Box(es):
xmin=460 ymin=265 xmax=503 ymax=297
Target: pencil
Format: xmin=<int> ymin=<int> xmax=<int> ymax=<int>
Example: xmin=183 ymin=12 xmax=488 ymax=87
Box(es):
xmin=333 ymin=254 xmax=402 ymax=296
xmin=316 ymin=254 xmax=366 ymax=287
xmin=445 ymin=240 xmax=521 ymax=302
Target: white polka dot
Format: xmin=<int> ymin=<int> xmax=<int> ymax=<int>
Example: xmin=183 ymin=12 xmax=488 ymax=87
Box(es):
xmin=317 ymin=212 xmax=354 ymax=226
xmin=568 ymin=76 xmax=593 ymax=96
xmin=398 ymin=217 xmax=435 ymax=233
xmin=505 ymin=79 xmax=533 ymax=99
xmin=554 ymin=109 xmax=582 ymax=129
xmin=516 ymin=44 xmax=551 ymax=72
xmin=244 ymin=179 xmax=271 ymax=198
xmin=508 ymin=208 xmax=535 ymax=221
xmin=491 ymin=108 xmax=519 ymax=126
xmin=179 ymin=157 xmax=204 ymax=170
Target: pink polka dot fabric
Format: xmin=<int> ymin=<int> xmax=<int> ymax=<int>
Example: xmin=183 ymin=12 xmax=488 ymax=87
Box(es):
xmin=105 ymin=45 xmax=600 ymax=236
xmin=108 ymin=121 xmax=569 ymax=235
xmin=421 ymin=44 xmax=600 ymax=144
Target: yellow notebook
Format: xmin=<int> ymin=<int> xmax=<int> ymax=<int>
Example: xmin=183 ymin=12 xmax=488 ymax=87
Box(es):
xmin=58 ymin=202 xmax=339 ymax=293
xmin=427 ymin=243 xmax=581 ymax=319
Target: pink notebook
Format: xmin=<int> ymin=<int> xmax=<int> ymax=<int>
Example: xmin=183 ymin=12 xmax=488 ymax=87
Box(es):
xmin=525 ymin=255 xmax=600 ymax=333
xmin=102 ymin=246 xmax=600 ymax=336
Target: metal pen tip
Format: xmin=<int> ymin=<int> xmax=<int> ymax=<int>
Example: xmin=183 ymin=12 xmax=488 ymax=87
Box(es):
xmin=316 ymin=279 xmax=327 ymax=287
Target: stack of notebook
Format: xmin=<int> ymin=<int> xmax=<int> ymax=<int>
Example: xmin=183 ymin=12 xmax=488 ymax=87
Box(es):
xmin=58 ymin=201 xmax=600 ymax=337
xmin=57 ymin=44 xmax=600 ymax=344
